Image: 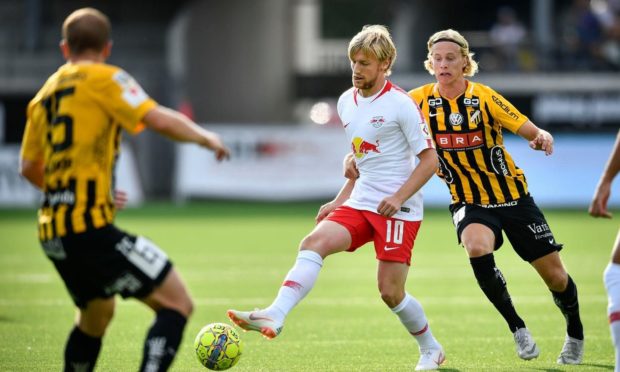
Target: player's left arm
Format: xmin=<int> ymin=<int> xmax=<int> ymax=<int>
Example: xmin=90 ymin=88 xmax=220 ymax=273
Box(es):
xmin=378 ymin=148 xmax=437 ymax=217
xmin=517 ymin=120 xmax=554 ymax=156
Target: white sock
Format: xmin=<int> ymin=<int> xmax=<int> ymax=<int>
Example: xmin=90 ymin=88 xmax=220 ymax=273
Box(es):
xmin=265 ymin=250 xmax=323 ymax=321
xmin=604 ymin=262 xmax=620 ymax=372
xmin=392 ymin=293 xmax=439 ymax=350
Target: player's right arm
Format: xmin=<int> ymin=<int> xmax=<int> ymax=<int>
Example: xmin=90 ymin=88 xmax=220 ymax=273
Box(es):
xmin=142 ymin=106 xmax=230 ymax=161
xmin=316 ymin=178 xmax=355 ymax=223
xmin=590 ymin=129 xmax=620 ymax=218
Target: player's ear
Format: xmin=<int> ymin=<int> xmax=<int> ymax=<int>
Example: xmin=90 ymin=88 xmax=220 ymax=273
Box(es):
xmin=59 ymin=40 xmax=70 ymax=60
xmin=102 ymin=40 xmax=113 ymax=59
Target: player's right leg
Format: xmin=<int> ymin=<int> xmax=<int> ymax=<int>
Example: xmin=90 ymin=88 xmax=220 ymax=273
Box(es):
xmin=228 ymin=218 xmax=354 ymax=339
xmin=459 ymin=220 xmax=537 ymax=360
xmin=605 ymin=230 xmax=620 ymax=372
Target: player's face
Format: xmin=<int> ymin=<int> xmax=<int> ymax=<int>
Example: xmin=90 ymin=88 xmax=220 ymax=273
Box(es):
xmin=350 ymin=50 xmax=388 ymax=96
xmin=430 ymin=41 xmax=467 ymax=85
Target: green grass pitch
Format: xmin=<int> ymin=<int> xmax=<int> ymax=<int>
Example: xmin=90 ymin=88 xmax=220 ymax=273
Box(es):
xmin=0 ymin=202 xmax=617 ymax=371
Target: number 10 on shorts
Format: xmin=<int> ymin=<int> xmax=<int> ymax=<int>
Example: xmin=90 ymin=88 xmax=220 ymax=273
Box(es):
xmin=386 ymin=220 xmax=404 ymax=244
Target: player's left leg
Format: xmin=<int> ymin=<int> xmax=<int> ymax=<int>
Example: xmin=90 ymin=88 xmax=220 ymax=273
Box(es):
xmin=604 ymin=230 xmax=620 ymax=372
xmin=531 ymin=252 xmax=584 ymax=364
xmin=65 ymin=297 xmax=116 ymax=372
xmin=378 ymin=261 xmax=444 ymax=371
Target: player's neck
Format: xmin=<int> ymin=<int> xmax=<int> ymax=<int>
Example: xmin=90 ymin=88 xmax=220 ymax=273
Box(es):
xmin=67 ymin=51 xmax=106 ymax=64
xmin=437 ymin=79 xmax=467 ymax=100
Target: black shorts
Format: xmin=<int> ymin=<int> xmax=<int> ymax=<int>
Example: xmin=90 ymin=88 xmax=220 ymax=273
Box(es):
xmin=40 ymin=225 xmax=172 ymax=308
xmin=448 ymin=196 xmax=563 ymax=262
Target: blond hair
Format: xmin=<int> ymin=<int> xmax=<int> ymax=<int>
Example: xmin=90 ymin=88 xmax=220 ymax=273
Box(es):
xmin=348 ymin=25 xmax=397 ymax=76
xmin=424 ymin=29 xmax=479 ymax=77
xmin=62 ymin=8 xmax=110 ymax=54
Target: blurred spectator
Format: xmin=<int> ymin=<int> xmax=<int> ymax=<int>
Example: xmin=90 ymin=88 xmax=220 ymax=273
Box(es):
xmin=601 ymin=11 xmax=620 ymax=68
xmin=559 ymin=0 xmax=608 ymax=70
xmin=489 ymin=6 xmax=528 ymax=71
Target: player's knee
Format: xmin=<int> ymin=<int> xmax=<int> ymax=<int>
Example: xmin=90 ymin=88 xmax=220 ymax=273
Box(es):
xmin=542 ymin=269 xmax=568 ymax=292
xmin=463 ymin=240 xmax=492 ymax=257
xmin=78 ymin=308 xmax=114 ymax=337
xmin=299 ymin=234 xmax=330 ymax=257
xmin=378 ymin=285 xmax=403 ymax=308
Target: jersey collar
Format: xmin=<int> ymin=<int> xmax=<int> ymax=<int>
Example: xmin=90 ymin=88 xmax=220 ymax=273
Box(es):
xmin=353 ymin=80 xmax=393 ymax=106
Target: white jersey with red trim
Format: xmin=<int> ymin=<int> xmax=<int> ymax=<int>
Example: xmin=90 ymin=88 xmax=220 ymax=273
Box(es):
xmin=337 ymin=80 xmax=434 ymax=221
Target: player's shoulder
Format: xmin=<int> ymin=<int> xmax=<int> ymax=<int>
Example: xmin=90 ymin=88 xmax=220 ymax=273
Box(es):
xmin=386 ymin=81 xmax=412 ymax=102
xmin=338 ymin=86 xmax=355 ymax=100
xmin=337 ymin=87 xmax=356 ymax=107
xmin=468 ymin=81 xmax=498 ymax=97
xmin=408 ymin=82 xmax=434 ymax=97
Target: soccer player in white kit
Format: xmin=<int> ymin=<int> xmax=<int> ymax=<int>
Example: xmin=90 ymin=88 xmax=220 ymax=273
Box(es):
xmin=228 ymin=25 xmax=444 ymax=370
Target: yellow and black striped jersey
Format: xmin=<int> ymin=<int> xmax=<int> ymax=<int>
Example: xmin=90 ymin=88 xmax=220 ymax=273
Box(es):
xmin=409 ymin=81 xmax=529 ymax=205
xmin=20 ymin=62 xmax=157 ymax=240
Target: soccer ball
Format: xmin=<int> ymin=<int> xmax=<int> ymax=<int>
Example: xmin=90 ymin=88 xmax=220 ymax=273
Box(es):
xmin=194 ymin=323 xmax=243 ymax=370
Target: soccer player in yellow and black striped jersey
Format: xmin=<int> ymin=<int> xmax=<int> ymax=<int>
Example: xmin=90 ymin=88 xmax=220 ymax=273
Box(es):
xmin=19 ymin=8 xmax=230 ymax=372
xmin=345 ymin=28 xmax=585 ymax=365
xmin=409 ymin=29 xmax=584 ymax=365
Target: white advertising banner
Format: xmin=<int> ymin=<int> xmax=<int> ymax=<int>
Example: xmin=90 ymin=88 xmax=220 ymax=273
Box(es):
xmin=174 ymin=125 xmax=351 ymax=201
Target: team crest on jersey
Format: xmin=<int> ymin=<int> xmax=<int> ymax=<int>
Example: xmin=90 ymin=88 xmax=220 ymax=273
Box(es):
xmin=470 ymin=110 xmax=482 ymax=124
xmin=351 ymin=137 xmax=380 ymax=159
xmin=369 ymin=116 xmax=385 ymax=128
xmin=449 ymin=113 xmax=464 ymax=126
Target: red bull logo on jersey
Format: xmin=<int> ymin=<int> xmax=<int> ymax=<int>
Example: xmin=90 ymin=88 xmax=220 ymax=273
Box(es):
xmin=352 ymin=137 xmax=380 ymax=158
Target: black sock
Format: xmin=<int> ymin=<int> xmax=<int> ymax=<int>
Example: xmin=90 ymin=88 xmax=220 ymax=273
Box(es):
xmin=470 ymin=253 xmax=526 ymax=333
xmin=64 ymin=326 xmax=102 ymax=372
xmin=139 ymin=308 xmax=188 ymax=372
xmin=551 ymin=275 xmax=584 ymax=340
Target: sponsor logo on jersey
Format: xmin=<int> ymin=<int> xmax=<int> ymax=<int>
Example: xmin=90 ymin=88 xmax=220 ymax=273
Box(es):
xmin=490 ymin=146 xmax=511 ymax=176
xmin=46 ymin=190 xmax=76 ymax=206
xmin=352 ymin=137 xmax=380 ymax=158
xmin=113 ymin=70 xmax=149 ymax=108
xmin=435 ymin=129 xmax=484 ymax=151
xmin=463 ymin=97 xmax=480 ymax=108
xmin=428 ymin=97 xmax=443 ymax=107
xmin=492 ymin=95 xmax=519 ymax=120
xmin=437 ymin=156 xmax=454 ymax=184
xmin=369 ymin=116 xmax=385 ymax=128
xmin=477 ymin=200 xmax=518 ymax=208
xmin=449 ymin=113 xmax=464 ymax=126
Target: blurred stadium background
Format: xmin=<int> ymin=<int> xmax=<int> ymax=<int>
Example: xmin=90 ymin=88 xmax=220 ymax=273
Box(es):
xmin=0 ymin=0 xmax=619 ymax=208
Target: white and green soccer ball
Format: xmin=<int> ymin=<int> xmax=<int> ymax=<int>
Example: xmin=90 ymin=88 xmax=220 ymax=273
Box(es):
xmin=194 ymin=323 xmax=243 ymax=370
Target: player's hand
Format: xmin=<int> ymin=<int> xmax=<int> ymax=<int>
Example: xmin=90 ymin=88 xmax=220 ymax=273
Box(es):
xmin=114 ymin=190 xmax=128 ymax=210
xmin=204 ymin=133 xmax=231 ymax=161
xmin=529 ymin=130 xmax=554 ymax=156
xmin=377 ymin=195 xmax=402 ymax=217
xmin=589 ymin=181 xmax=612 ymax=218
xmin=316 ymin=201 xmax=338 ymax=223
xmin=343 ymin=153 xmax=359 ymax=179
